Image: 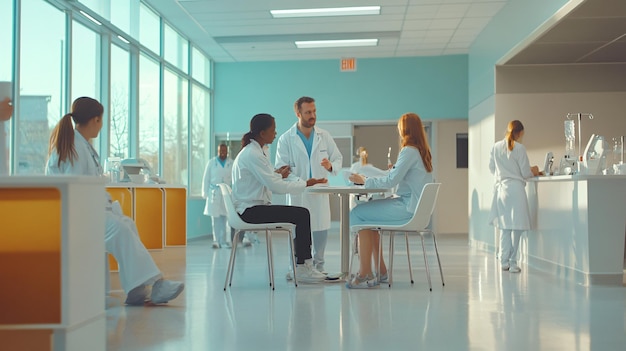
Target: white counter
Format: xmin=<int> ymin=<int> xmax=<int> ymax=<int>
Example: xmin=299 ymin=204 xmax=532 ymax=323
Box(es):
xmin=0 ymin=175 xmax=106 ymax=350
xmin=526 ymin=174 xmax=626 ymax=285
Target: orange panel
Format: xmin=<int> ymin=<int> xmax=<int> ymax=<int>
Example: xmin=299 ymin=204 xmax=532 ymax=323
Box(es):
xmin=108 ymin=253 xmax=119 ymax=271
xmin=0 ymin=188 xmax=61 ymax=324
xmin=0 ymin=330 xmax=53 ymax=351
xmin=164 ymin=188 xmax=187 ymax=246
xmin=106 ymin=187 xmax=133 ymax=217
xmin=134 ymin=188 xmax=163 ymax=249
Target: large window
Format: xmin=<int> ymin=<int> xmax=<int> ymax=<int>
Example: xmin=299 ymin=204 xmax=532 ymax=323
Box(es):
xmin=139 ymin=3 xmax=160 ymax=55
xmin=192 ymin=47 xmax=211 ymax=87
xmin=72 ymin=20 xmax=101 ymax=155
xmin=138 ymin=54 xmax=160 ymax=174
xmin=164 ymin=24 xmax=188 ymax=73
xmin=163 ymin=69 xmax=188 ymax=185
xmin=190 ymin=83 xmax=210 ymax=196
xmin=0 ymin=0 xmax=13 ymax=175
xmin=110 ymin=44 xmax=130 ymax=159
xmin=18 ymin=0 xmax=66 ymax=174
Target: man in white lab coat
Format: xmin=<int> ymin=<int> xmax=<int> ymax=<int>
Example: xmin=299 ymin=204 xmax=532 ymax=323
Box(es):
xmin=202 ymin=143 xmax=234 ymax=248
xmin=276 ymin=96 xmax=343 ymax=273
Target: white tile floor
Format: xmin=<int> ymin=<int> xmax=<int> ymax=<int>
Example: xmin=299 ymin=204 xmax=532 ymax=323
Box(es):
xmin=106 ymin=230 xmax=626 ymax=351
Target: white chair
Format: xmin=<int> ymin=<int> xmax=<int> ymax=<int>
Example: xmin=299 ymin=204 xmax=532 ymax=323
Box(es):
xmin=349 ymin=183 xmax=444 ymax=291
xmin=218 ymin=183 xmax=298 ymax=290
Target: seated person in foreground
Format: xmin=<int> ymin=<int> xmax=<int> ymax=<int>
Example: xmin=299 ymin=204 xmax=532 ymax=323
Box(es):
xmin=46 ymin=96 xmax=184 ymax=305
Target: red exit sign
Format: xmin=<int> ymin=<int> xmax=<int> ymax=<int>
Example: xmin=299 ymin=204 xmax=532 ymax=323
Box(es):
xmin=340 ymin=57 xmax=356 ymax=72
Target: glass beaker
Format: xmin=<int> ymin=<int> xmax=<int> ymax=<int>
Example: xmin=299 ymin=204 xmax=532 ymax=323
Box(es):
xmin=107 ymin=157 xmax=122 ymax=183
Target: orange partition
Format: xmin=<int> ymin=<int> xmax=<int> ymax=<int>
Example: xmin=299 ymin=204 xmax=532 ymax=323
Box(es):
xmin=134 ymin=188 xmax=163 ymax=249
xmin=164 ymin=188 xmax=187 ymax=246
xmin=0 ymin=188 xmax=61 ymax=325
xmin=0 ymin=330 xmax=53 ymax=350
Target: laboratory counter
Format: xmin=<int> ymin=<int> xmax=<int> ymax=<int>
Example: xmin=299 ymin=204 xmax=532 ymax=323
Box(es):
xmin=526 ymin=174 xmax=626 ymax=285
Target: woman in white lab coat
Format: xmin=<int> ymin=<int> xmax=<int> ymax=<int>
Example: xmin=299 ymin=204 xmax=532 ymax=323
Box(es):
xmin=488 ymin=120 xmax=539 ymax=273
xmin=348 ymin=113 xmax=433 ymax=288
xmin=232 ymin=113 xmax=328 ymax=283
xmin=202 ymin=144 xmax=234 ymax=248
xmin=46 ymin=97 xmax=184 ymax=305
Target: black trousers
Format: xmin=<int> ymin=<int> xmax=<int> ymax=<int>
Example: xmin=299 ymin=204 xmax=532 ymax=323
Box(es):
xmin=240 ymin=205 xmax=312 ymax=264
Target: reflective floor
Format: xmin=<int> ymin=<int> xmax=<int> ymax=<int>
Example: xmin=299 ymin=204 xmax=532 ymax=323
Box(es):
xmin=106 ymin=229 xmax=626 ymax=351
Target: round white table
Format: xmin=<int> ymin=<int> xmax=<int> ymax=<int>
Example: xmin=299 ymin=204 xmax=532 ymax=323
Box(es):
xmin=306 ymin=185 xmax=389 ymax=275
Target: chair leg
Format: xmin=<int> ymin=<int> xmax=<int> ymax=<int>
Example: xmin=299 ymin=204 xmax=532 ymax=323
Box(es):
xmin=387 ymin=231 xmax=394 ymax=287
xmin=431 ymin=231 xmax=445 ymax=286
xmin=288 ymin=229 xmax=298 ymax=287
xmin=349 ymin=232 xmax=357 ymax=280
xmin=266 ymin=229 xmax=275 ymax=290
xmin=405 ymin=233 xmax=414 ymax=284
xmin=224 ymin=230 xmax=242 ymax=290
xmin=420 ymin=234 xmax=432 ymax=291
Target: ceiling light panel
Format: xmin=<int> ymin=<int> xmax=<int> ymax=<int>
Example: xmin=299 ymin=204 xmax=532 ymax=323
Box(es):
xmin=271 ymin=6 xmax=381 ymax=18
xmin=295 ymin=39 xmax=379 ymax=48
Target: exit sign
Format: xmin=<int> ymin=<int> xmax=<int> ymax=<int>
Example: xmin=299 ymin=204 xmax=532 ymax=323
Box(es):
xmin=340 ymin=57 xmax=356 ymax=72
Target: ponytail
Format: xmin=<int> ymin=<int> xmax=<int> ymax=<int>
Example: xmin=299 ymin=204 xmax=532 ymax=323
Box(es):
xmin=49 ymin=114 xmax=78 ymax=167
xmin=242 ymin=132 xmax=254 ymax=148
xmin=242 ymin=113 xmax=275 ymax=148
xmin=505 ymin=120 xmax=524 ymax=151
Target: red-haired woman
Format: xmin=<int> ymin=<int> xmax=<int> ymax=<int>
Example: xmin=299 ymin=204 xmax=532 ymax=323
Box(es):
xmin=348 ymin=112 xmax=433 ymax=288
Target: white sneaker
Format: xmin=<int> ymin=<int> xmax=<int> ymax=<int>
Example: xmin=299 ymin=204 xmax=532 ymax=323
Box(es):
xmin=125 ymin=284 xmax=149 ymax=305
xmin=295 ymin=259 xmax=326 ymax=283
xmin=501 ymin=263 xmax=510 ymax=271
xmin=151 ymin=279 xmax=185 ymax=304
xmin=242 ymin=237 xmax=252 ymax=247
xmin=509 ymin=264 xmax=521 ymax=273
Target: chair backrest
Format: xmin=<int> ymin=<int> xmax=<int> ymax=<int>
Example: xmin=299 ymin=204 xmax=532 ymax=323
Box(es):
xmin=218 ymin=183 xmax=248 ymax=230
xmin=406 ymin=183 xmax=441 ymax=231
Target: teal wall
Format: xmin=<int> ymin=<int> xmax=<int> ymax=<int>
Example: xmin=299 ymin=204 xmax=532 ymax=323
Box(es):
xmin=186 ymin=55 xmax=469 ymax=239
xmin=214 ymin=55 xmax=468 ymax=136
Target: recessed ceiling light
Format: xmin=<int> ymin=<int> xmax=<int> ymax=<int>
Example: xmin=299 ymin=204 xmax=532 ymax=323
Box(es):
xmin=80 ymin=10 xmax=102 ymax=25
xmin=271 ymin=6 xmax=381 ymax=18
xmin=295 ymin=39 xmax=379 ymax=49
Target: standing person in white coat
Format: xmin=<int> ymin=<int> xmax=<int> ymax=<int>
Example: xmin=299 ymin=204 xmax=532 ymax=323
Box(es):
xmin=489 ymin=120 xmax=539 ymax=273
xmin=202 ymin=143 xmax=234 ymax=248
xmin=232 ymin=113 xmax=328 ymax=283
xmin=275 ymin=96 xmax=343 ymax=273
xmin=46 ymin=97 xmax=184 ymax=305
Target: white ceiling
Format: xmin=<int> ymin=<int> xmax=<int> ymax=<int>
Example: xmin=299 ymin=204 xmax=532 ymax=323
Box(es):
xmin=143 ymin=0 xmax=626 ymax=65
xmin=143 ymin=0 xmax=508 ymax=62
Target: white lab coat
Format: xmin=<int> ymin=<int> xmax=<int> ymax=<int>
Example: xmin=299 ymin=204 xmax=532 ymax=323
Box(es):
xmin=232 ymin=139 xmax=306 ymax=214
xmin=46 ymin=130 xmax=161 ymax=293
xmin=275 ymin=124 xmax=342 ymax=231
xmin=201 ymin=156 xmax=233 ymax=217
xmin=488 ymin=139 xmax=534 ymax=230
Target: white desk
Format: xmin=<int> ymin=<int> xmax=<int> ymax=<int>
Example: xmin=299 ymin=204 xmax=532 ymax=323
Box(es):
xmin=307 ymin=185 xmax=389 ymax=275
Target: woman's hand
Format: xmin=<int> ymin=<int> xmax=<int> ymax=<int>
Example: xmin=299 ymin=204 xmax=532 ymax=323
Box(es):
xmin=306 ymin=178 xmax=328 ymax=187
xmin=530 ymin=165 xmax=540 ymax=176
xmin=275 ymin=165 xmax=291 ymax=179
xmin=349 ymin=173 xmax=365 ymax=185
